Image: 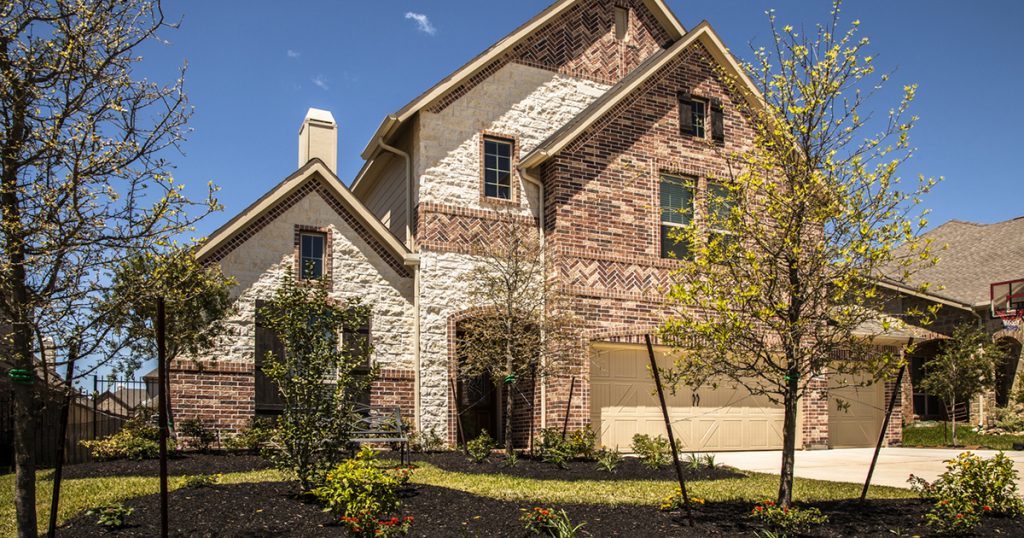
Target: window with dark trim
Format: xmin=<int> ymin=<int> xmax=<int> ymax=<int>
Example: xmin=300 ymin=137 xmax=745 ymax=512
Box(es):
xmin=483 ymin=137 xmax=513 ymax=200
xmin=660 ymin=174 xmax=694 ymax=260
xmin=680 ymin=97 xmax=706 ymax=138
xmin=299 ymin=232 xmax=326 ymax=280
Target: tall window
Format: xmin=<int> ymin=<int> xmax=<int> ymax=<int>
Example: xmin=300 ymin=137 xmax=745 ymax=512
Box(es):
xmin=299 ymin=232 xmax=325 ymax=280
xmin=680 ymin=97 xmax=706 ymax=138
xmin=706 ymin=180 xmax=736 ymax=247
xmin=660 ymin=174 xmax=694 ymax=259
xmin=483 ymin=137 xmax=513 ymax=200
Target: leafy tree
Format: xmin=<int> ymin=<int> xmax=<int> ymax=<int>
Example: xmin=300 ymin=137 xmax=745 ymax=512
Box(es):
xmin=0 ymin=1 xmax=218 ymax=535
xmin=920 ymin=324 xmax=1002 ymax=446
xmin=457 ymin=210 xmax=581 ymax=455
xmin=658 ymin=3 xmax=937 ymax=507
xmin=258 ymin=274 xmax=375 ymax=491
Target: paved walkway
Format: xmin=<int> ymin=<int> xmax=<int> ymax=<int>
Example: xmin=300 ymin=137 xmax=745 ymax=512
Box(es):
xmin=707 ymin=447 xmax=1024 ymax=490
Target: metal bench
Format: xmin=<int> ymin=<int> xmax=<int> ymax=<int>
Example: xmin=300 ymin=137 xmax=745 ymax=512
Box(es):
xmin=349 ymin=403 xmax=408 ymax=464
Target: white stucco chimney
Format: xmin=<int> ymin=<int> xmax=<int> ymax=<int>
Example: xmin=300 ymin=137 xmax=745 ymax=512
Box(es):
xmin=298 ymin=108 xmax=337 ymax=174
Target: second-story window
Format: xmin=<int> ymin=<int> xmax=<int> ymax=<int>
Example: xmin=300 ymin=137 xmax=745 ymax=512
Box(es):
xmin=483 ymin=137 xmax=513 ymax=200
xmin=660 ymin=174 xmax=694 ymax=260
xmin=680 ymin=97 xmax=706 ymax=138
xmin=300 ymin=232 xmax=326 ymax=280
xmin=707 ymin=180 xmax=737 ymax=247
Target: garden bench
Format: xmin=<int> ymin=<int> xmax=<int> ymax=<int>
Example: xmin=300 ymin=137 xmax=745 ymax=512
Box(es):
xmin=349 ymin=403 xmax=409 ymax=464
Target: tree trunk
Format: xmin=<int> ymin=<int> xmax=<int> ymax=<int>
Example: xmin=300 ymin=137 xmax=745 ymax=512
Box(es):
xmin=504 ymin=381 xmax=515 ymax=455
xmin=777 ymin=373 xmax=800 ymax=508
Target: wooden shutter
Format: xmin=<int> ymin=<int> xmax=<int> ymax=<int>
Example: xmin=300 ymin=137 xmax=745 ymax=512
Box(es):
xmin=254 ymin=300 xmax=286 ymax=412
xmin=712 ymin=103 xmax=725 ymax=143
xmin=344 ymin=308 xmax=372 ymax=406
xmin=679 ymin=98 xmax=694 ymax=136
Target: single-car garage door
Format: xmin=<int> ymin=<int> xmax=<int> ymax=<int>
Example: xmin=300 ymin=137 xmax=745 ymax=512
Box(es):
xmin=589 ymin=344 xmax=784 ymax=451
xmin=829 ymin=375 xmax=885 ymax=448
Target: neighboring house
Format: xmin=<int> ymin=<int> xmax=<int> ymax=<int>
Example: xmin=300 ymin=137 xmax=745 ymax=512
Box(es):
xmin=878 ymin=217 xmax=1024 ymax=425
xmin=175 ymin=0 xmax=909 ymax=450
xmin=94 ymin=387 xmax=151 ymax=418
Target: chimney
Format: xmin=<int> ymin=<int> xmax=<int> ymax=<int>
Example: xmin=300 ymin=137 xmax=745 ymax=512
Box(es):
xmin=298 ymin=108 xmax=338 ymax=174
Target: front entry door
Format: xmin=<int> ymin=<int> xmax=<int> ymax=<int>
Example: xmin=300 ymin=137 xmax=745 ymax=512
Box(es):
xmin=457 ymin=372 xmax=501 ymax=444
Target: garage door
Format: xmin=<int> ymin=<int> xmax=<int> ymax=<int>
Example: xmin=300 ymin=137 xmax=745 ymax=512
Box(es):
xmin=829 ymin=375 xmax=885 ymax=448
xmin=589 ymin=345 xmax=784 ymax=452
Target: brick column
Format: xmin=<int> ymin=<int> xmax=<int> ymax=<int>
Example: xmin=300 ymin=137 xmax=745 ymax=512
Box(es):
xmin=801 ymin=375 xmax=829 ymax=448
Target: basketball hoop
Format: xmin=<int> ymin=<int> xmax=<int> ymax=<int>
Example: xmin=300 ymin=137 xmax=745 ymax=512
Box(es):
xmin=991 ymin=279 xmax=1024 ymax=331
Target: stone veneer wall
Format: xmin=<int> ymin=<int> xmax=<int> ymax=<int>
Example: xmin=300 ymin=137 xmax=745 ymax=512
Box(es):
xmin=171 ymin=175 xmax=415 ymax=434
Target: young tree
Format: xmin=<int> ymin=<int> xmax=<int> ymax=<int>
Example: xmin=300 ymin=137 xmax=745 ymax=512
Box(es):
xmin=921 ymin=324 xmax=1002 ymax=447
xmin=0 ymin=2 xmax=218 ymax=535
xmin=658 ymin=4 xmax=938 ymax=506
xmin=258 ymin=275 xmax=375 ymax=492
xmin=457 ymin=210 xmax=581 ymax=455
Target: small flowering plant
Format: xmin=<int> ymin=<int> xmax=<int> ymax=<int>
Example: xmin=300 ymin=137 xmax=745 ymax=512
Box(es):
xmin=908 ymin=451 xmax=1024 ymax=535
xmin=521 ymin=507 xmax=586 ymax=537
xmin=749 ymin=499 xmax=827 ymax=535
xmin=339 ymin=513 xmax=414 ymax=538
xmin=658 ymin=487 xmax=705 ymax=512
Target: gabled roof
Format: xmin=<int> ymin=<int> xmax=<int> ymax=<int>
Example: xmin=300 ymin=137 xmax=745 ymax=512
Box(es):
xmin=885 ymin=216 xmax=1024 ymax=308
xmin=520 ymin=21 xmax=764 ymax=169
xmin=355 ymin=0 xmax=686 ymax=165
xmin=196 ymin=159 xmax=416 ymax=270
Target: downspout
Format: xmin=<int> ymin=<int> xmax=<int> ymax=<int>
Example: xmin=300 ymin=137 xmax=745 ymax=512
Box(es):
xmin=376 ymin=137 xmax=422 ymax=429
xmin=520 ymin=167 xmax=547 ymax=429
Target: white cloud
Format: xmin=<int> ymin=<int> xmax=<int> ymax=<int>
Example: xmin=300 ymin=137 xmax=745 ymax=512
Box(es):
xmin=311 ymin=74 xmax=329 ymax=91
xmin=286 ymin=49 xmax=301 ymax=59
xmin=404 ymin=12 xmax=437 ymax=36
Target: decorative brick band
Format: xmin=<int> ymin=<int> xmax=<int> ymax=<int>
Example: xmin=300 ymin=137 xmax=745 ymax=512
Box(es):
xmin=203 ymin=175 xmax=410 ymax=278
xmin=417 ymin=202 xmax=537 ymax=254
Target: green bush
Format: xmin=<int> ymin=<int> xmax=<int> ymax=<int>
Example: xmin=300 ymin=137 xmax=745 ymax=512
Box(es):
xmin=535 ymin=426 xmax=597 ymax=469
xmin=86 ymin=503 xmax=134 ymax=529
xmin=630 ymin=434 xmax=677 ymax=469
xmin=312 ymin=448 xmax=413 ymax=537
xmin=178 ymin=418 xmax=216 ymax=451
xmin=990 ymin=405 xmax=1024 ymax=433
xmin=909 ymin=451 xmax=1024 ymax=535
xmin=223 ymin=416 xmax=275 ymax=452
xmin=80 ymin=417 xmax=166 ymax=461
xmin=466 ymin=430 xmax=496 ymax=463
xmin=750 ymin=499 xmax=828 ymax=535
xmin=183 ymin=474 xmax=221 ymax=488
xmin=563 ymin=426 xmax=597 ymax=460
xmin=595 ymin=448 xmax=621 ymax=473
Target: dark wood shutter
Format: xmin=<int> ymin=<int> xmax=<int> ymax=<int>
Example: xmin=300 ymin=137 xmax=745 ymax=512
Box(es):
xmin=679 ymin=98 xmax=694 ymax=136
xmin=344 ymin=308 xmax=372 ymax=406
xmin=254 ymin=300 xmax=286 ymax=412
xmin=711 ymin=104 xmax=725 ymax=143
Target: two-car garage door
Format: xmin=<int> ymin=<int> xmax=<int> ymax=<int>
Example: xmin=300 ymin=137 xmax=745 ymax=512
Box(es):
xmin=589 ymin=345 xmax=785 ymax=451
xmin=589 ymin=344 xmax=887 ymax=451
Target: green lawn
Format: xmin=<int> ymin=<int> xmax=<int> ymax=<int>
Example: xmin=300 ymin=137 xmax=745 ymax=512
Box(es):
xmin=2 ymin=462 xmax=913 ymax=537
xmin=903 ymin=422 xmax=1024 ymax=450
xmin=0 ymin=468 xmax=290 ymax=538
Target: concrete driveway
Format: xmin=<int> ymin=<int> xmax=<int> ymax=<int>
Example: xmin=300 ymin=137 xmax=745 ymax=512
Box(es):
xmin=707 ymin=448 xmax=1024 ymax=490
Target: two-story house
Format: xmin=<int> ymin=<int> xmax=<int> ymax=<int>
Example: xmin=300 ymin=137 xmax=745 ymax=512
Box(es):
xmin=173 ymin=0 xmax=910 ymax=451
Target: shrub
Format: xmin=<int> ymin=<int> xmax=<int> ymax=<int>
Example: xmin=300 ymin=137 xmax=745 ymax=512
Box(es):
xmin=563 ymin=426 xmax=597 ymax=460
xmin=909 ymin=451 xmax=1024 ymax=535
xmin=466 ymin=430 xmax=496 ymax=463
xmin=750 ymin=499 xmax=828 ymax=535
xmin=521 ymin=507 xmax=585 ymax=537
xmin=178 ymin=418 xmax=216 ymax=452
xmin=502 ymin=449 xmax=519 ymax=468
xmin=541 ymin=445 xmax=571 ymax=470
xmin=223 ymin=416 xmax=275 ymax=452
xmin=86 ymin=503 xmax=134 ymax=529
xmin=595 ymin=448 xmax=621 ymax=473
xmin=990 ymin=404 xmax=1024 ymax=433
xmin=631 ymin=434 xmax=676 ymax=469
xmin=80 ymin=417 xmax=166 ymax=461
xmin=658 ymin=487 xmax=705 ymax=512
xmin=535 ymin=426 xmax=597 ymax=468
xmin=312 ymin=448 xmax=414 ymax=537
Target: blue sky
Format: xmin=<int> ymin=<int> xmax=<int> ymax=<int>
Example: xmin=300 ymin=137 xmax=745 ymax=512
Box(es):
xmin=140 ymin=0 xmax=1023 ymax=238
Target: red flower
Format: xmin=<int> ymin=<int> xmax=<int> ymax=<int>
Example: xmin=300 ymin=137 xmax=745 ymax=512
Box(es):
xmin=754 ymin=506 xmax=763 ymax=512
xmin=983 ymin=506 xmax=992 ymax=512
xmin=956 ymin=513 xmax=963 ymax=519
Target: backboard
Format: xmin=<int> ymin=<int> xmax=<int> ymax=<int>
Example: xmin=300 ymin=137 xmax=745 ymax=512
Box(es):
xmin=991 ymin=278 xmax=1024 ymax=323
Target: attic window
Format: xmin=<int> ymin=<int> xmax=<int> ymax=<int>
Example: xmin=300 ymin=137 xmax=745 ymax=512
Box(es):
xmin=680 ymin=96 xmax=707 ymax=138
xmin=300 ymin=232 xmax=325 ymax=279
xmin=615 ymin=6 xmax=629 ymax=41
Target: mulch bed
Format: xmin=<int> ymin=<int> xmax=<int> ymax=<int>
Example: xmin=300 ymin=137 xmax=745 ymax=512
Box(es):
xmin=55 ymin=452 xmax=272 ymax=480
xmin=408 ymin=451 xmax=744 ymax=481
xmin=58 ymin=480 xmax=1024 ymax=537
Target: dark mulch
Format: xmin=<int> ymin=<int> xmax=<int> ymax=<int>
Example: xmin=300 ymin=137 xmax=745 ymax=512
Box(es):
xmin=57 ymin=480 xmax=1024 ymax=537
xmin=408 ymin=451 xmax=744 ymax=481
xmin=56 ymin=452 xmax=272 ymax=480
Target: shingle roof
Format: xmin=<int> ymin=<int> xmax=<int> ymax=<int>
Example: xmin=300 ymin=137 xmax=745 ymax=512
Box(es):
xmin=894 ymin=217 xmax=1024 ymax=306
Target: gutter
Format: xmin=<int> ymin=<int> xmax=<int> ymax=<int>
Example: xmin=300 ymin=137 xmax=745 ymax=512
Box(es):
xmin=375 ymin=136 xmax=422 ymax=430
xmin=520 ymin=166 xmax=547 ymax=429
